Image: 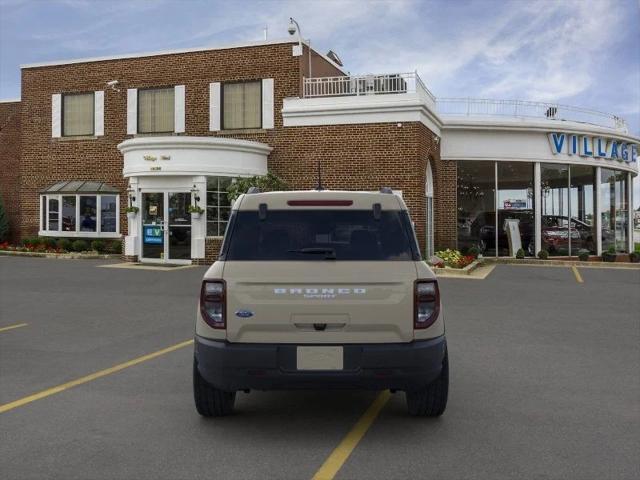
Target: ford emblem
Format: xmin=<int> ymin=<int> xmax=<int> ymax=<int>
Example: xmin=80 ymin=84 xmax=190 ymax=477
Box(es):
xmin=235 ymin=310 xmax=254 ymax=318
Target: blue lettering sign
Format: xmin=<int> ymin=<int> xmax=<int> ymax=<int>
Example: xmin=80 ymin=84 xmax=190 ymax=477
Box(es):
xmin=143 ymin=226 xmax=163 ymax=245
xmin=595 ymin=138 xmax=607 ymax=157
xmin=610 ymin=141 xmax=619 ymax=159
xmin=580 ymin=136 xmax=593 ymax=156
xmin=631 ymin=144 xmax=638 ymax=163
xmin=549 ymin=133 xmax=565 ymax=154
xmin=569 ymin=135 xmax=579 ymax=155
xmin=620 ymin=143 xmax=628 ymax=162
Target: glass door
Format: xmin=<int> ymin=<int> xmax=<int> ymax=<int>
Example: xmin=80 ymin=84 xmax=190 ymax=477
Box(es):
xmin=167 ymin=192 xmax=191 ymax=261
xmin=141 ymin=192 xmax=165 ymax=261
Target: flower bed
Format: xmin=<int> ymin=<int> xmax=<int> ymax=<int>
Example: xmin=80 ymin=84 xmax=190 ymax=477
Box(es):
xmin=433 ymin=249 xmax=476 ymax=269
xmin=0 ymin=237 xmax=122 ymax=255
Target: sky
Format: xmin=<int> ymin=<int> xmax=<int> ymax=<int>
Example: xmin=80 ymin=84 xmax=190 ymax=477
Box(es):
xmin=1 ymin=0 xmax=639 ymax=204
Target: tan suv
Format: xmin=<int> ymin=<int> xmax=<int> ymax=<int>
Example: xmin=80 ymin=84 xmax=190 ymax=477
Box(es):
xmin=193 ymin=189 xmax=448 ymax=416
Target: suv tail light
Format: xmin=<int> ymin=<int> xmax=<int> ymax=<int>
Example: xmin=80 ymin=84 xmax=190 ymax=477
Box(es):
xmin=414 ymin=280 xmax=440 ymax=329
xmin=200 ymin=280 xmax=226 ymax=329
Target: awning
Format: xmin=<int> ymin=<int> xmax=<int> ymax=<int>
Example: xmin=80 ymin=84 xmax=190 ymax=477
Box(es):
xmin=41 ymin=181 xmax=120 ymax=194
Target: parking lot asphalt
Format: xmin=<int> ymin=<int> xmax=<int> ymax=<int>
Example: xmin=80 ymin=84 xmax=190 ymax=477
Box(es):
xmin=1 ymin=257 xmax=639 ymax=480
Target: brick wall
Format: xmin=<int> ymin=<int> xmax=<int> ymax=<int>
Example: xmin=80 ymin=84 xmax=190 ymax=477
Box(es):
xmin=0 ymin=101 xmax=21 ymax=242
xmin=14 ymin=40 xmax=451 ymax=263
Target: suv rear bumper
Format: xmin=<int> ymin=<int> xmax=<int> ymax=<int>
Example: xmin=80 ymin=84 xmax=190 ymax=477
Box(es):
xmin=194 ymin=335 xmax=446 ymax=392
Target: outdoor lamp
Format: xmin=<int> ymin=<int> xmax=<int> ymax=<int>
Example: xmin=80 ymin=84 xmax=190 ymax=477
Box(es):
xmin=191 ymin=185 xmax=200 ymax=203
xmin=126 ymin=187 xmax=136 ymax=204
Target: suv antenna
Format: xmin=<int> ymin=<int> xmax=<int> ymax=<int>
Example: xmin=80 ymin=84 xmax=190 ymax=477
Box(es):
xmin=316 ymin=159 xmax=324 ymax=191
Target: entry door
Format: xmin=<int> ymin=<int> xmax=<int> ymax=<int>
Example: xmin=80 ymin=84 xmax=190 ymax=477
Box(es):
xmin=141 ymin=192 xmax=165 ymax=261
xmin=141 ymin=192 xmax=192 ymax=263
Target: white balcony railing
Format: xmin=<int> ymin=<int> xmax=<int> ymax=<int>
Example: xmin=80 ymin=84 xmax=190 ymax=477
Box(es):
xmin=303 ymin=72 xmax=435 ymax=102
xmin=436 ymin=97 xmax=628 ymax=132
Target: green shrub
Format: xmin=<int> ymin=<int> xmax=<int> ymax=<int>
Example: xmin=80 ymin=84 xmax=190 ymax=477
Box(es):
xmin=22 ymin=236 xmax=40 ymax=247
xmin=91 ymin=240 xmax=106 ymax=252
xmin=108 ymin=239 xmax=122 ymax=254
xmin=71 ymin=239 xmax=89 ymax=252
xmin=227 ymin=172 xmax=288 ymax=202
xmin=57 ymin=238 xmax=73 ymax=251
xmin=468 ymin=246 xmax=480 ymax=258
xmin=607 ymin=245 xmax=616 ymax=254
xmin=577 ymin=249 xmax=590 ymax=261
xmin=515 ymin=248 xmax=525 ymax=259
xmin=629 ymin=252 xmax=640 ymax=263
xmin=41 ymin=237 xmax=57 ymax=249
xmin=537 ymin=249 xmax=549 ymax=260
xmin=0 ymin=195 xmax=9 ymax=242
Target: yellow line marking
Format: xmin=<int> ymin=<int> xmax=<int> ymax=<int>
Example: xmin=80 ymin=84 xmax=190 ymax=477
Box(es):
xmin=98 ymin=263 xmax=196 ymax=271
xmin=312 ymin=390 xmax=391 ymax=480
xmin=0 ymin=339 xmax=193 ymax=414
xmin=0 ymin=323 xmax=28 ymax=333
xmin=571 ymin=266 xmax=584 ymax=283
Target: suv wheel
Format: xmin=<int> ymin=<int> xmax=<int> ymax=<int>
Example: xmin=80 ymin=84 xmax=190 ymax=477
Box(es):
xmin=193 ymin=358 xmax=236 ymax=417
xmin=405 ymin=349 xmax=449 ymax=417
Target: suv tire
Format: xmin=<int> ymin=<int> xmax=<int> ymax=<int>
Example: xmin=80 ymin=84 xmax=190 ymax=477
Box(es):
xmin=405 ymin=349 xmax=448 ymax=417
xmin=193 ymin=358 xmax=236 ymax=417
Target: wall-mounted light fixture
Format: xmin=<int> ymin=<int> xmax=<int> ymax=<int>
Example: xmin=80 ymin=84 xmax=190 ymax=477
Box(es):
xmin=126 ymin=187 xmax=136 ymax=205
xmin=191 ymin=185 xmax=201 ymax=203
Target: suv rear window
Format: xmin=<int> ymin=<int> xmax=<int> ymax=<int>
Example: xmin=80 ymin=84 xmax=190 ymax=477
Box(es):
xmin=223 ymin=210 xmax=419 ymax=261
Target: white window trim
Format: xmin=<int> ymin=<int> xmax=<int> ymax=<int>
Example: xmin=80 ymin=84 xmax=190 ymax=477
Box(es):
xmin=39 ymin=193 xmax=120 ymax=238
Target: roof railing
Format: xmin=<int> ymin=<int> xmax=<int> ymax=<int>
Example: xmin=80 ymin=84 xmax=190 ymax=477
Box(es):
xmin=436 ymin=97 xmax=628 ymax=132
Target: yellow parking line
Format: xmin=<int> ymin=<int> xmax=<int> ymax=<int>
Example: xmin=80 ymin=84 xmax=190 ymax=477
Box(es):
xmin=311 ymin=390 xmax=391 ymax=480
xmin=0 ymin=323 xmax=28 ymax=333
xmin=571 ymin=266 xmax=584 ymax=283
xmin=0 ymin=339 xmax=193 ymax=414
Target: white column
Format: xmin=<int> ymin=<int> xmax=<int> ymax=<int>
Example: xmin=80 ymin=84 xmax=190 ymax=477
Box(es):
xmin=174 ymin=85 xmax=186 ymax=133
xmin=126 ymin=89 xmax=138 ymax=135
xmin=124 ymin=177 xmax=140 ymax=257
xmin=534 ymin=162 xmax=541 ymax=256
xmin=628 ymin=172 xmax=634 ymax=253
xmin=51 ymin=94 xmax=62 ymax=138
xmin=209 ymin=83 xmax=221 ymax=131
xmin=191 ymin=175 xmax=207 ymax=259
xmin=94 ymin=91 xmax=104 ymax=136
xmin=595 ymin=167 xmax=602 ymax=256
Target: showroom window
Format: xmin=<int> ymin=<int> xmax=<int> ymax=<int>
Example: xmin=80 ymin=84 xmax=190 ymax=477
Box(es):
xmin=457 ymin=161 xmax=497 ymax=256
xmin=601 ymin=168 xmax=629 ymax=253
xmin=62 ymin=92 xmax=94 ymax=136
xmin=497 ymin=163 xmax=534 ymax=256
xmin=569 ymin=165 xmax=597 ymax=255
xmin=222 ymin=81 xmax=261 ymax=129
xmin=40 ymin=181 xmax=120 ymax=237
xmin=138 ymin=87 xmax=175 ymax=133
xmin=206 ymin=177 xmax=234 ymax=236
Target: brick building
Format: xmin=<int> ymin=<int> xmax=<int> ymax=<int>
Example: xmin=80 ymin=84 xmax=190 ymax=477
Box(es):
xmin=0 ymin=38 xmax=638 ymax=263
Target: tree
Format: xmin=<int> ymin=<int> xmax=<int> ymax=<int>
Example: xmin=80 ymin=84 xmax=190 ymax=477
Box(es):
xmin=227 ymin=173 xmax=288 ymax=203
xmin=0 ymin=195 xmax=9 ymax=243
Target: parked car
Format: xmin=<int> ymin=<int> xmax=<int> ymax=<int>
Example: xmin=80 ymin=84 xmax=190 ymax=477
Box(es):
xmin=540 ymin=216 xmax=596 ymax=254
xmin=470 ymin=210 xmax=535 ymax=254
xmin=193 ymin=189 xmax=448 ymax=417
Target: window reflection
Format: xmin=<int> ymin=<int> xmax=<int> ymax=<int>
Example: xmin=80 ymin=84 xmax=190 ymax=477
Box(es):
xmin=457 ymin=161 xmax=496 ymax=256
xmin=601 ymin=169 xmax=628 ymax=253
xmin=79 ymin=196 xmax=97 ymax=232
xmin=497 ymin=163 xmax=534 ymax=256
xmin=62 ymin=196 xmax=76 ymax=232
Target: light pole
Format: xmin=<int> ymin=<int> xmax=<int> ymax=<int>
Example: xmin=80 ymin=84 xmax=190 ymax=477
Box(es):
xmin=288 ymin=17 xmax=312 ymax=79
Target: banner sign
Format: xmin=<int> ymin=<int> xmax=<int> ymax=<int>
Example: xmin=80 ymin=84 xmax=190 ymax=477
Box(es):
xmin=548 ymin=132 xmax=638 ymax=163
xmin=143 ymin=225 xmax=163 ymax=245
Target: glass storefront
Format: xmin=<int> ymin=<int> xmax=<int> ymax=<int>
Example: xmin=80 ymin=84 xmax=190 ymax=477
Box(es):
xmin=497 ymin=163 xmax=534 ymax=256
xmin=601 ymin=169 xmax=629 ymax=253
xmin=457 ymin=161 xmax=631 ymax=257
xmin=457 ymin=161 xmax=496 ymax=256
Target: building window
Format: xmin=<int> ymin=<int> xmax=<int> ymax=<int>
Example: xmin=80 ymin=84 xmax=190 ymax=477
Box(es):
xmin=497 ymin=163 xmax=534 ymax=256
xmin=62 ymin=92 xmax=94 ymax=136
xmin=222 ymin=81 xmax=261 ymax=129
xmin=601 ymin=168 xmax=629 ymax=253
xmin=457 ymin=161 xmax=496 ymax=256
xmin=40 ymin=194 xmax=120 ymax=237
xmin=138 ymin=87 xmax=174 ymax=133
xmin=206 ymin=177 xmax=234 ymax=236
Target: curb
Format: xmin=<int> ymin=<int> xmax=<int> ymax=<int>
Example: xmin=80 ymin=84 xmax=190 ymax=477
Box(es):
xmin=433 ymin=259 xmax=483 ymax=276
xmin=483 ymin=257 xmax=640 ymax=269
xmin=0 ymin=250 xmax=120 ymax=260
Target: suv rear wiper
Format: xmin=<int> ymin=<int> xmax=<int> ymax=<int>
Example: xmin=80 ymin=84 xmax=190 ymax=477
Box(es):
xmin=287 ymin=247 xmax=337 ymax=259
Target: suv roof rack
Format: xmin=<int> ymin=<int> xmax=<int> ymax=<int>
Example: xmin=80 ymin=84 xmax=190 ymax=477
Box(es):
xmin=379 ymin=187 xmax=393 ymax=194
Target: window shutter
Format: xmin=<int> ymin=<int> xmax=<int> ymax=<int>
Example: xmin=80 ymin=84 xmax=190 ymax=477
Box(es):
xmin=51 ymin=94 xmax=62 ymax=138
xmin=174 ymin=85 xmax=185 ymax=133
xmin=262 ymin=78 xmax=274 ymax=129
xmin=94 ymin=91 xmax=104 ymax=136
xmin=209 ymin=82 xmax=221 ymax=131
xmin=127 ymin=88 xmax=137 ymax=135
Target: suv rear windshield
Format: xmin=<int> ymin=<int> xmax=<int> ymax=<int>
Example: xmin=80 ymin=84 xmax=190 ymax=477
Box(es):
xmin=223 ymin=210 xmax=419 ymax=261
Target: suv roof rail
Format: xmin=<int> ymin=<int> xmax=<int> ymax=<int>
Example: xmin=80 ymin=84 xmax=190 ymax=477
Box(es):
xmin=379 ymin=187 xmax=393 ymax=194
xmin=246 ymin=187 xmax=261 ymax=194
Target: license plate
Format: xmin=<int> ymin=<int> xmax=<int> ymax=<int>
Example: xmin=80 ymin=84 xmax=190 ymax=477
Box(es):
xmin=296 ymin=346 xmax=343 ymax=370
